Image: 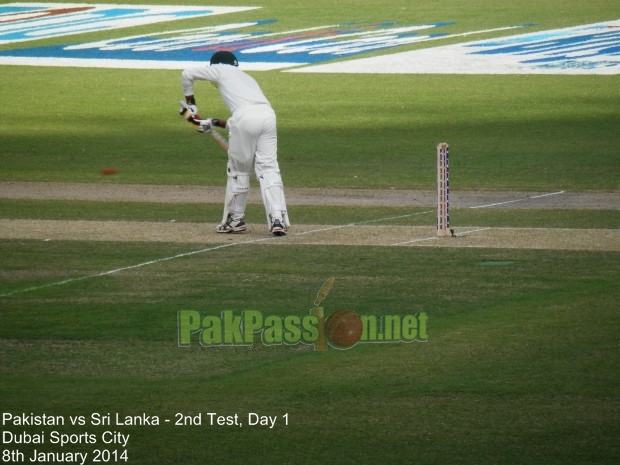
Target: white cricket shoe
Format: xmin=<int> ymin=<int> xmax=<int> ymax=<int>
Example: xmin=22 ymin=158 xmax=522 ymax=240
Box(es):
xmin=216 ymin=214 xmax=247 ymax=233
xmin=271 ymin=219 xmax=286 ymax=236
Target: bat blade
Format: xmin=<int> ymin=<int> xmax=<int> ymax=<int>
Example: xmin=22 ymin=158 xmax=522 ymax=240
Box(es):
xmin=209 ymin=129 xmax=229 ymax=152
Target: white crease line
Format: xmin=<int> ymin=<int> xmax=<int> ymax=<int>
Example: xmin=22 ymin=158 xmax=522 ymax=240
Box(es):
xmin=0 ymin=187 xmax=570 ymax=297
xmin=393 ymin=236 xmax=438 ymax=245
xmin=392 ymin=227 xmax=491 ymax=246
xmin=391 ymin=189 xmax=567 ymax=245
xmin=470 ymin=190 xmax=566 ymax=209
xmin=291 ymin=224 xmax=350 ymax=236
xmin=454 ymin=227 xmax=492 ymax=237
xmin=357 ymin=211 xmax=433 ymax=224
xmin=291 ymin=210 xmax=434 ymax=236
xmin=0 ymin=241 xmax=251 ymax=298
xmin=0 ymin=210 xmax=434 ymax=297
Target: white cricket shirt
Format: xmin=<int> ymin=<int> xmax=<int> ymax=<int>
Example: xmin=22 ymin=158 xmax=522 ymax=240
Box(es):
xmin=181 ymin=64 xmax=271 ymax=115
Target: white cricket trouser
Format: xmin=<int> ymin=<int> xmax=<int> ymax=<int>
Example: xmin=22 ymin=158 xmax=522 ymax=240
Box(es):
xmin=228 ymin=103 xmax=278 ymax=174
xmin=224 ymin=104 xmax=288 ymax=226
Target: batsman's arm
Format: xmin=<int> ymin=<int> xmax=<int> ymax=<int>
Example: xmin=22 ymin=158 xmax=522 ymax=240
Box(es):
xmin=178 ymin=100 xmax=229 ymax=153
xmin=181 ymin=67 xmax=219 ymax=97
xmin=210 ymin=118 xmax=227 ymax=129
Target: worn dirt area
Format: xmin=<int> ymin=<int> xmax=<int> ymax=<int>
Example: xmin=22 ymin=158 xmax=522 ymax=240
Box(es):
xmin=1 ymin=182 xmax=618 ymax=251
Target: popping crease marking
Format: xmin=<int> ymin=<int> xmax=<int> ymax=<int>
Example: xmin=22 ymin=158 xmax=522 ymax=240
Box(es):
xmin=0 ymin=191 xmax=566 ymax=297
xmin=392 ymin=228 xmax=491 ymax=246
xmin=0 ymin=211 xmax=434 ymax=297
xmin=469 ymin=190 xmax=565 ymax=209
xmin=392 ymin=190 xmax=567 ymax=245
xmin=0 ymin=241 xmax=254 ymax=298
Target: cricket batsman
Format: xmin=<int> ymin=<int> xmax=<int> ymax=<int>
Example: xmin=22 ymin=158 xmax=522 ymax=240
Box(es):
xmin=180 ymin=50 xmax=290 ymax=236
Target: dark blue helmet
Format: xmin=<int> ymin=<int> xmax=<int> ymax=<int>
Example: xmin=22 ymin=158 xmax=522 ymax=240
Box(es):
xmin=210 ymin=51 xmax=239 ymax=67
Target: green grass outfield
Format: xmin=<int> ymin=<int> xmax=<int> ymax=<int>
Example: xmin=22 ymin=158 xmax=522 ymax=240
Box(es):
xmin=1 ymin=1 xmax=618 ymax=190
xmin=0 ymin=1 xmax=619 ymax=464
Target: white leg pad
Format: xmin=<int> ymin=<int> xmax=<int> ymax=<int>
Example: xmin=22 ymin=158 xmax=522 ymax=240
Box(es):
xmin=222 ymin=165 xmax=250 ymax=222
xmin=257 ymin=170 xmax=290 ymax=228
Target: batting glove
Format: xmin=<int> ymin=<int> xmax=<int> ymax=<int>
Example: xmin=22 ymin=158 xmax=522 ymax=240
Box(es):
xmin=194 ymin=118 xmax=212 ymax=133
xmin=179 ymin=100 xmax=199 ymax=120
